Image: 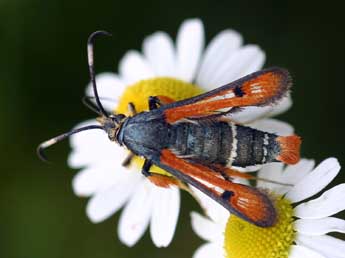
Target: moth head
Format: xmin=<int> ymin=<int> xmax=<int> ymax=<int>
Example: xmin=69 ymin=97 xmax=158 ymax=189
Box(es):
xmin=97 ymin=114 xmax=127 ymax=142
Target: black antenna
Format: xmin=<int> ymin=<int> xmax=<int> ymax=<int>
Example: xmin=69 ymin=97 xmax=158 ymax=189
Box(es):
xmin=82 ymin=96 xmax=102 ymax=115
xmin=82 ymin=96 xmax=118 ymax=115
xmin=87 ymin=30 xmax=112 ymax=117
xmin=37 ymin=125 xmax=104 ymax=162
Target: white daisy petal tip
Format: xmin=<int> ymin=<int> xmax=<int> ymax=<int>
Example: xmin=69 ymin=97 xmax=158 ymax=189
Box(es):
xmin=85 ymin=193 xmax=121 ymax=224
xmin=286 ymin=157 xmax=341 ymax=203
xmin=297 ymin=234 xmax=345 ymax=258
xmin=176 ymin=18 xmax=204 ymax=82
xmin=119 ymin=50 xmax=154 ymax=84
xmin=143 ymin=31 xmax=176 ymax=76
xmin=294 ymin=183 xmax=345 ymax=219
xmin=206 ymin=43 xmax=265 ymax=87
xmin=150 ymin=187 xmax=180 ymax=247
xmin=196 ymin=28 xmax=244 ymax=89
xmin=86 ymin=203 xmax=105 ymax=223
xmin=190 ymin=211 xmax=225 ymax=242
xmin=190 ymin=212 xmax=210 ymax=240
xmin=221 ymin=29 xmax=243 ymax=44
xmin=236 ymin=44 xmax=266 ymax=77
xmin=72 ymin=171 xmax=90 ymax=197
xmin=295 ymin=217 xmax=345 ymax=235
xmin=117 ymin=180 xmax=154 ymax=247
xmin=181 ymin=18 xmax=203 ymax=28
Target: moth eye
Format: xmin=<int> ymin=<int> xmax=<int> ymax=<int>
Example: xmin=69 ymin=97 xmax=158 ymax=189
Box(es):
xmin=113 ymin=114 xmax=125 ymax=123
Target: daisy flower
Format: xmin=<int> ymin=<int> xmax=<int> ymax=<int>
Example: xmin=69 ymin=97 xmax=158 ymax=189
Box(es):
xmin=68 ymin=18 xmax=292 ymax=247
xmin=191 ymin=157 xmax=344 ymax=258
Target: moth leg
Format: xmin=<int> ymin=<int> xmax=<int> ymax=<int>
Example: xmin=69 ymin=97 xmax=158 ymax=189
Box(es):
xmin=122 ymin=152 xmax=135 ymax=167
xmin=148 ymin=96 xmax=175 ymax=110
xmin=139 ymin=159 xmax=151 ymax=176
xmin=128 ymin=102 xmax=137 ymax=116
xmin=147 ymin=172 xmax=181 ymax=188
xmin=141 ymin=159 xmax=181 ymax=188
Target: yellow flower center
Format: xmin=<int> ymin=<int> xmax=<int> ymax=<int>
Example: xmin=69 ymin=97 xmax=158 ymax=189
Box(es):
xmin=224 ymin=197 xmax=295 ymax=258
xmin=115 ymin=77 xmax=204 ymax=175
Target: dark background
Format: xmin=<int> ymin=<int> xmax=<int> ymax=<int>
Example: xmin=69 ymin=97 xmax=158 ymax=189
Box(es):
xmin=1 ymin=0 xmax=344 ymax=257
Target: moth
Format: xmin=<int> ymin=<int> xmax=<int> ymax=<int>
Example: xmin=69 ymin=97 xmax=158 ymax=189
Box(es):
xmin=38 ymin=31 xmax=301 ymax=227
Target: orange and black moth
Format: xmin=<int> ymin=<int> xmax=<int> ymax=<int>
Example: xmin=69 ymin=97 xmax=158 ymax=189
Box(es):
xmin=38 ymin=31 xmax=301 ymax=228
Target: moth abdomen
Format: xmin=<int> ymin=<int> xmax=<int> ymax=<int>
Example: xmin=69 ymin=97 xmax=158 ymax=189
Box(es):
xmin=231 ymin=124 xmax=301 ymax=167
xmin=231 ymin=125 xmax=280 ymax=167
xmin=170 ymin=121 xmax=232 ymax=164
xmin=167 ymin=120 xmax=300 ymax=168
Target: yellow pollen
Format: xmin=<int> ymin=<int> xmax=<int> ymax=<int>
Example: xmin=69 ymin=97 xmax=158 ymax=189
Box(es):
xmin=115 ymin=77 xmax=204 ymax=175
xmin=224 ymin=196 xmax=295 ymax=258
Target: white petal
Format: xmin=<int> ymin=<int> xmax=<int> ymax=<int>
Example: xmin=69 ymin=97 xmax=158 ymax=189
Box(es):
xmin=256 ymin=159 xmax=314 ymax=197
xmin=234 ymin=165 xmax=262 ymax=172
xmin=86 ymin=172 xmax=141 ymax=223
xmin=196 ymin=29 xmax=243 ymax=89
xmin=193 ymin=243 xmax=224 ymax=258
xmin=143 ymin=31 xmax=176 ymax=76
xmin=69 ymin=119 xmax=102 ymax=150
xmin=256 ymin=162 xmax=285 ymax=191
xmin=229 ymin=95 xmax=292 ymax=124
xmin=297 ymin=234 xmax=345 ymax=258
xmin=72 ymin=165 xmax=125 ymax=196
xmin=150 ymin=186 xmax=180 ymax=247
xmin=269 ymin=94 xmax=293 ymax=117
xmin=229 ymin=106 xmax=274 ymax=124
xmin=175 ymin=19 xmax=204 ymax=82
xmin=190 ymin=185 xmax=229 ymax=224
xmin=208 ymin=45 xmax=265 ymax=87
xmin=118 ymin=180 xmax=154 ymax=247
xmin=235 ymin=46 xmax=266 ymax=78
xmin=280 ymin=159 xmax=315 ymax=185
xmin=289 ymin=245 xmax=326 ymax=258
xmin=85 ymin=72 xmax=125 ymax=112
xmin=68 ymin=119 xmax=127 ymax=168
xmin=295 ymin=217 xmax=345 ymax=235
xmin=248 ymin=118 xmax=294 ymax=136
xmin=191 ymin=212 xmax=224 ymax=242
xmin=294 ymin=183 xmax=345 ymax=219
xmin=286 ymin=158 xmax=340 ymax=203
xmin=119 ymin=50 xmax=154 ymax=85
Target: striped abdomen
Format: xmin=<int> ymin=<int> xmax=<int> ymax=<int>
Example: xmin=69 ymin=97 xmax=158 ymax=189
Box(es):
xmin=169 ymin=120 xmax=283 ymax=167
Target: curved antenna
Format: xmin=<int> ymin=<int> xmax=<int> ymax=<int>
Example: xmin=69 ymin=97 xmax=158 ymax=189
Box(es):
xmin=37 ymin=125 xmax=104 ymax=162
xmin=82 ymin=96 xmax=102 ymax=115
xmin=82 ymin=96 xmax=118 ymax=115
xmin=87 ymin=30 xmax=112 ymax=117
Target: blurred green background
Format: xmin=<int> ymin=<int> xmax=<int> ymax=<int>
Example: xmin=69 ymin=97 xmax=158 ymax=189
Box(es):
xmin=1 ymin=0 xmax=344 ymax=257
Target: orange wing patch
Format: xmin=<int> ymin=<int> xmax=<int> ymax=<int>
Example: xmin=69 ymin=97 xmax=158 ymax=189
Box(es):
xmin=147 ymin=173 xmax=180 ymax=188
xmin=160 ymin=149 xmax=277 ymax=227
xmin=224 ymin=184 xmax=277 ymax=226
xmin=155 ymin=95 xmax=175 ymax=105
xmin=164 ymin=68 xmax=291 ymax=123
